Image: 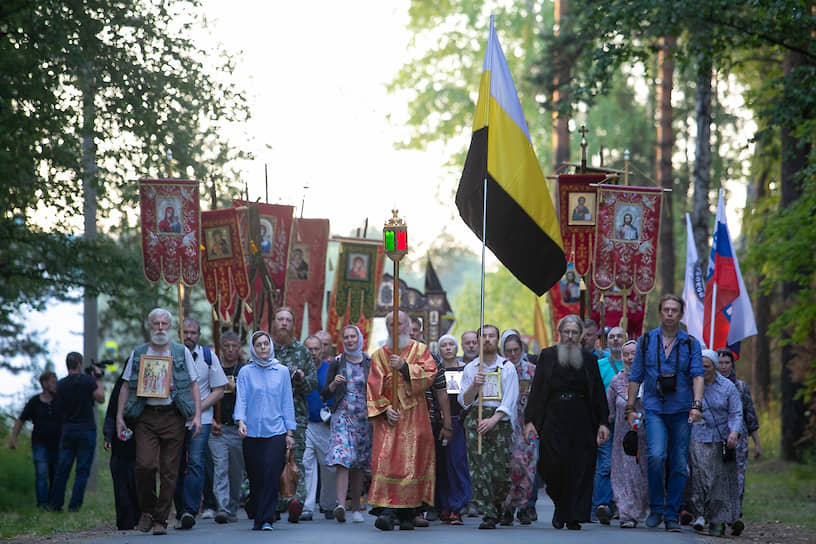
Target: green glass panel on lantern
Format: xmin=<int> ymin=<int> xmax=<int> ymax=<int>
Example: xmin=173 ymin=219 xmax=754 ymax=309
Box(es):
xmin=385 ymin=230 xmax=395 ymax=251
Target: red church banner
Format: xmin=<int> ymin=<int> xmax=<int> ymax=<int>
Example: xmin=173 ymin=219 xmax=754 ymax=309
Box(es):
xmin=557 ymin=174 xmax=606 ymax=276
xmin=139 ymin=179 xmax=201 ymax=285
xmin=232 ymin=200 xmax=294 ymax=330
xmin=592 ymin=185 xmax=662 ymax=294
xmin=284 ymin=218 xmax=330 ymax=337
xmin=200 ymin=208 xmax=250 ymax=320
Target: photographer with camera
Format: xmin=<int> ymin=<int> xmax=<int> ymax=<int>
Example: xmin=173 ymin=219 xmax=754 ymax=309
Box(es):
xmin=687 ymin=349 xmax=742 ymax=537
xmin=626 ymin=294 xmax=703 ymax=532
xmin=49 ymin=351 xmax=105 ymax=512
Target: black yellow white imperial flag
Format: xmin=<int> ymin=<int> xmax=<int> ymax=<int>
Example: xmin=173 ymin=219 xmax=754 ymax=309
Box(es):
xmin=456 ymin=16 xmax=565 ymax=296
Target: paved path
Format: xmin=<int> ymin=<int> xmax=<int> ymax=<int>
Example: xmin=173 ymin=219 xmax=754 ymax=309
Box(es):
xmin=90 ymin=497 xmax=703 ymax=544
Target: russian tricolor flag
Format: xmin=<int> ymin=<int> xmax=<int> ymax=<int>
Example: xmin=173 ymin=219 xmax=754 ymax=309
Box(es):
xmin=702 ymin=190 xmax=757 ymax=352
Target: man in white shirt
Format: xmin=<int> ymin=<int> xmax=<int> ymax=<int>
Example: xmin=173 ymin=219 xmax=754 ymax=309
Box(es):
xmin=173 ymin=317 xmax=227 ymax=530
xmin=116 ymin=308 xmax=201 ymax=536
xmin=458 ymin=324 xmax=519 ymax=530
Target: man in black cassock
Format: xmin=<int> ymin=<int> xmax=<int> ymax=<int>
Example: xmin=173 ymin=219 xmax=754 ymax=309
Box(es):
xmin=524 ymin=315 xmax=610 ymax=531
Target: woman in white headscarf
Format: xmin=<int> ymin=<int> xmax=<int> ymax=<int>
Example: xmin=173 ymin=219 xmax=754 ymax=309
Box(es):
xmin=234 ymin=330 xmax=296 ymax=531
xmin=433 ymin=333 xmax=471 ymax=525
xmin=499 ymin=332 xmax=537 ymax=526
xmin=322 ymin=325 xmax=372 ymax=523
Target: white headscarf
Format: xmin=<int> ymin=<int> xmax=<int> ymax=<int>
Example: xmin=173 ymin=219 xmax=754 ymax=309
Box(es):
xmin=500 ymin=329 xmax=521 ymax=357
xmin=701 ymin=349 xmax=719 ymax=365
xmin=249 ymin=330 xmax=279 ymax=368
xmin=342 ymin=325 xmax=364 ymax=358
xmin=438 ymin=333 xmax=458 ymax=353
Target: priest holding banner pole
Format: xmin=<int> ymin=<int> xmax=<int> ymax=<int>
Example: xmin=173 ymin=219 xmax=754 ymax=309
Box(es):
xmin=366 ymin=211 xmax=438 ymax=531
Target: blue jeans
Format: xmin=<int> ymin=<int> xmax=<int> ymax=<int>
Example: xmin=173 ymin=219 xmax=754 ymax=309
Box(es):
xmin=174 ymin=424 xmax=211 ymax=517
xmin=32 ymin=443 xmax=59 ymax=508
xmin=592 ymin=425 xmax=615 ymax=510
xmin=644 ymin=411 xmax=690 ymax=521
xmin=49 ymin=426 xmax=96 ymax=511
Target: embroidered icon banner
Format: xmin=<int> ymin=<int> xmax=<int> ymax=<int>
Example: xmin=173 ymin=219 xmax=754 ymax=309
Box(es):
xmin=139 ymin=179 xmax=201 ymax=285
xmin=592 ymin=185 xmax=662 ymax=294
xmin=284 ymin=218 xmax=330 ymax=336
xmin=201 ymin=208 xmax=250 ymax=320
xmin=557 ymin=174 xmax=606 ymax=276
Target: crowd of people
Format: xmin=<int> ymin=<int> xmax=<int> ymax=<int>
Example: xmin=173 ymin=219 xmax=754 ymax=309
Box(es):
xmin=9 ymin=294 xmax=760 ymax=537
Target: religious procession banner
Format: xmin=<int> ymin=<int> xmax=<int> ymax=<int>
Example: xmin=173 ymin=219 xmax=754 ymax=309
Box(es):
xmin=327 ymin=238 xmax=384 ymax=351
xmin=200 ymin=208 xmax=250 ymax=321
xmin=139 ymin=179 xmax=201 ymax=285
xmin=557 ymin=174 xmax=607 ymax=277
xmin=232 ymin=200 xmax=294 ymax=331
xmin=548 ymin=264 xmax=646 ymax=340
xmin=592 ymin=185 xmax=662 ymax=294
xmin=284 ymin=218 xmax=330 ymax=337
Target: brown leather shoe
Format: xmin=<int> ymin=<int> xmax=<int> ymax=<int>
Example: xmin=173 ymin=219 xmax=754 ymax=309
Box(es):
xmin=152 ymin=521 xmax=167 ymax=535
xmin=413 ymin=514 xmax=429 ymax=527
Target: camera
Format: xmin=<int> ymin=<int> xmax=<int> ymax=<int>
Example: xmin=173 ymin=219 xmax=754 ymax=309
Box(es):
xmin=657 ymin=373 xmax=677 ymax=394
xmin=85 ymin=359 xmax=106 ymax=379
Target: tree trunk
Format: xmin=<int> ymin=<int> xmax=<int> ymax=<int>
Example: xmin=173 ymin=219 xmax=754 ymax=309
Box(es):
xmin=691 ymin=57 xmax=712 ymax=267
xmin=748 ymin=163 xmax=771 ymax=408
xmin=656 ymin=36 xmax=676 ymax=295
xmin=552 ymin=0 xmax=571 ymax=168
xmin=80 ymin=58 xmax=100 ymax=490
xmin=779 ymin=50 xmax=810 ymax=462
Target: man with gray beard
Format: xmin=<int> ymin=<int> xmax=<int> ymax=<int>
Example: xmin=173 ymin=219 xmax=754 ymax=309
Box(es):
xmin=367 ymin=311 xmax=438 ymax=531
xmin=524 ymin=315 xmax=609 ymax=531
xmin=117 ymin=308 xmax=201 ymax=536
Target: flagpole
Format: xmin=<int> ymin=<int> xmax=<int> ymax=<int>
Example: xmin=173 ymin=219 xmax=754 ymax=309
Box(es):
xmin=476 ymin=14 xmax=496 ymax=456
xmin=708 ymin=283 xmax=717 ymax=348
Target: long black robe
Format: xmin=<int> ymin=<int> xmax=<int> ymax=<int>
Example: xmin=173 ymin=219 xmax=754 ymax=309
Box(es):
xmin=524 ymin=346 xmax=608 ymax=524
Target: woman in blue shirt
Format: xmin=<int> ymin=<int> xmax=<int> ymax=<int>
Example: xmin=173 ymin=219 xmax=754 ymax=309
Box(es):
xmin=234 ymin=330 xmax=296 ymax=531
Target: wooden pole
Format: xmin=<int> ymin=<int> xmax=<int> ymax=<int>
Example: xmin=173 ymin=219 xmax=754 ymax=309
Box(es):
xmin=391 ymin=264 xmax=400 ymax=409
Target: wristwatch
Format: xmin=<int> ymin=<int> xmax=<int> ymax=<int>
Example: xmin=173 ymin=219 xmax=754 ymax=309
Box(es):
xmin=690 ymin=400 xmax=703 ymax=411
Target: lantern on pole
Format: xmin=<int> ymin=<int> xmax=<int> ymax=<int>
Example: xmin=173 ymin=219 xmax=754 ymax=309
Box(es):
xmin=383 ymin=210 xmax=408 ymax=409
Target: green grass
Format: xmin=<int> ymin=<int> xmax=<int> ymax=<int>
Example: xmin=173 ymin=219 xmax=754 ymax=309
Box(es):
xmin=0 ymin=430 xmax=116 ymax=538
xmin=741 ymin=403 xmax=816 ymax=529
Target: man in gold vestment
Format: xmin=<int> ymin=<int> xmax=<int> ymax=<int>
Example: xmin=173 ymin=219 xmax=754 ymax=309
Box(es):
xmin=367 ymin=311 xmax=438 ymax=531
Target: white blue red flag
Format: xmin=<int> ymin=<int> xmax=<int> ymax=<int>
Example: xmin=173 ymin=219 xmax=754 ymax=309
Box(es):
xmin=702 ymin=190 xmax=757 ymax=352
xmin=682 ymin=213 xmax=705 ymax=341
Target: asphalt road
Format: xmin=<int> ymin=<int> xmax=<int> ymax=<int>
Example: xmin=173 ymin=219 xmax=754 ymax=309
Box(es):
xmin=88 ymin=497 xmax=703 ymax=544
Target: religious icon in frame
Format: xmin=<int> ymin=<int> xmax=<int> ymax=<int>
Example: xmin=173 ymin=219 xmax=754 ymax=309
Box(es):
xmin=481 ymin=371 xmax=502 ymax=401
xmin=136 ymin=355 xmax=172 ymax=398
xmin=568 ymin=192 xmax=595 ymax=226
xmin=445 ymin=370 xmax=463 ymax=394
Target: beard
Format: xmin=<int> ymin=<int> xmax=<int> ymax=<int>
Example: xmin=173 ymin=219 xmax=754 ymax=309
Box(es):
xmin=386 ymin=332 xmax=412 ymax=351
xmin=557 ymin=343 xmax=583 ymax=369
xmin=273 ymin=326 xmax=293 ymax=346
xmin=151 ymin=330 xmax=169 ymax=346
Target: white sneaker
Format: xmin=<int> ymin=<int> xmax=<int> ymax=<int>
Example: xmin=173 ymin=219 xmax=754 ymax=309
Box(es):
xmin=692 ymin=516 xmax=706 ymax=532
xmin=200 ymin=508 xmax=216 ymax=520
xmin=352 ymin=510 xmax=365 ymax=523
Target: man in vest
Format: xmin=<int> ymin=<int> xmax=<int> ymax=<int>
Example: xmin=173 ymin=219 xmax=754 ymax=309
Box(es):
xmin=117 ymin=308 xmax=201 ymax=536
xmin=173 ymin=317 xmax=227 ymax=529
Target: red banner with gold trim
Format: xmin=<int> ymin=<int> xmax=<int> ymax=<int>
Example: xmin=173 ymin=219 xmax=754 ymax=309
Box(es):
xmin=139 ymin=179 xmax=201 ymax=285
xmin=592 ymin=185 xmax=662 ymax=294
xmin=284 ymin=218 xmax=330 ymax=337
xmin=232 ymin=200 xmax=294 ymax=331
xmin=201 ymin=208 xmax=250 ymax=320
xmin=557 ymin=174 xmax=606 ymax=276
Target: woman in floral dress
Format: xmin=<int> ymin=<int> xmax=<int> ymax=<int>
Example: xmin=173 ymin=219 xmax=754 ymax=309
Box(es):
xmin=323 ymin=325 xmax=372 ymax=523
xmin=607 ymin=340 xmax=648 ymax=528
xmin=500 ymin=332 xmax=537 ymax=525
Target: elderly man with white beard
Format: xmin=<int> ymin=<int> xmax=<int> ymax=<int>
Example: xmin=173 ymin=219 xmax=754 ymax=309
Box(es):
xmin=524 ymin=315 xmax=609 ymax=531
xmin=367 ymin=311 xmax=438 ymax=531
xmin=116 ymin=308 xmax=201 ymax=536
